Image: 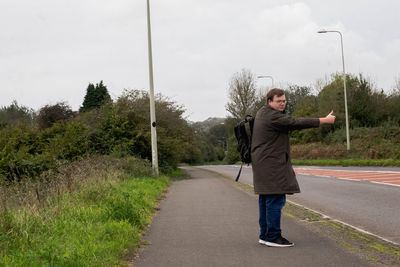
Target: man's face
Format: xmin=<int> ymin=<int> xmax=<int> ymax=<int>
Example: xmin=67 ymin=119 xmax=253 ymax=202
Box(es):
xmin=268 ymin=94 xmax=286 ymax=112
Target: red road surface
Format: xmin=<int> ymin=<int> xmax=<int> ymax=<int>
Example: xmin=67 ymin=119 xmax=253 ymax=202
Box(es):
xmin=294 ymin=168 xmax=400 ymax=186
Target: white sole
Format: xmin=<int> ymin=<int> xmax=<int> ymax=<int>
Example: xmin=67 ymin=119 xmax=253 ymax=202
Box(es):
xmin=259 ymin=239 xmax=294 ymax=247
xmin=259 ymin=239 xmax=267 ymax=245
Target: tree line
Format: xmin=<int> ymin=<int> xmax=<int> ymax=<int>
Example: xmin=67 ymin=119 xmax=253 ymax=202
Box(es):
xmin=2 ymin=71 xmax=400 ymax=183
xmin=0 ymin=81 xmax=198 ymax=182
xmin=198 ymin=69 xmax=400 ymax=163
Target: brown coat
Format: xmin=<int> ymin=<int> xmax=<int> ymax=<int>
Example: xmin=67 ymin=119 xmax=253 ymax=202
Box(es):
xmin=251 ymin=105 xmax=320 ymax=195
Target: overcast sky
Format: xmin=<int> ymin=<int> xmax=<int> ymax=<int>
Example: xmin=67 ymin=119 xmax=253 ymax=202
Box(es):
xmin=1 ymin=0 xmax=400 ymax=121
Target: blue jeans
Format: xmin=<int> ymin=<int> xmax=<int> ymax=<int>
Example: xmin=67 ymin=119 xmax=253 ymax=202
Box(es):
xmin=259 ymin=194 xmax=286 ymax=241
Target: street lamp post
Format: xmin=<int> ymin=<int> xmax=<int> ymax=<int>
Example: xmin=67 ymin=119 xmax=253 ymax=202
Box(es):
xmin=318 ymin=30 xmax=350 ymax=151
xmin=257 ymin=75 xmax=274 ymax=88
xmin=146 ymin=0 xmax=159 ymax=176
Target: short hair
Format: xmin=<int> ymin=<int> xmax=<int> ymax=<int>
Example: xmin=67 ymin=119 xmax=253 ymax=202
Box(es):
xmin=267 ymin=88 xmax=285 ymax=103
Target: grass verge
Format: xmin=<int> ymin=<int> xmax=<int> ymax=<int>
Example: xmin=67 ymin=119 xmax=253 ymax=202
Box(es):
xmin=0 ymin=157 xmax=170 ymax=266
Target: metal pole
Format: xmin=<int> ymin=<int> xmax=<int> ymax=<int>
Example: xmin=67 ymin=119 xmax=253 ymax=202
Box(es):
xmin=338 ymin=32 xmax=351 ymax=151
xmin=146 ymin=0 xmax=159 ymax=176
xmin=318 ymin=30 xmax=350 ymax=150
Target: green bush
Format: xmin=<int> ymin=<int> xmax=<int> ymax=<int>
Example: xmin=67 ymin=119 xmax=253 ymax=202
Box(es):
xmin=225 ymin=135 xmax=240 ymax=164
xmin=0 ymin=101 xmax=35 ymax=127
xmin=43 ymin=121 xmax=90 ymax=161
xmin=0 ymin=89 xmax=196 ymax=181
xmin=0 ymin=124 xmax=52 ymax=181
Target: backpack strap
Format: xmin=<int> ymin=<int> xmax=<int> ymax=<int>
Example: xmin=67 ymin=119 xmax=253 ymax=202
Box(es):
xmin=235 ymin=164 xmax=243 ymax=182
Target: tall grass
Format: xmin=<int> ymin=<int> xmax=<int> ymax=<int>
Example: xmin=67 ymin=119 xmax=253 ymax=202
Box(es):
xmin=0 ymin=156 xmax=170 ymax=266
xmin=1 ymin=156 xmax=152 ymax=211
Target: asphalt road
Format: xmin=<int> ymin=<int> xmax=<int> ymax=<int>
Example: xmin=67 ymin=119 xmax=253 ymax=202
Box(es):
xmin=199 ymin=165 xmax=400 ymax=244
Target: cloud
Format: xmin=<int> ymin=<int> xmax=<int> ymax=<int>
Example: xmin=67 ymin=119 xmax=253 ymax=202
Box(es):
xmin=1 ymin=1 xmax=400 ymax=121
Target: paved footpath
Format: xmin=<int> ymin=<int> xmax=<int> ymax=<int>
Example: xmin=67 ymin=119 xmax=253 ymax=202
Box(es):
xmin=132 ymin=167 xmax=371 ymax=267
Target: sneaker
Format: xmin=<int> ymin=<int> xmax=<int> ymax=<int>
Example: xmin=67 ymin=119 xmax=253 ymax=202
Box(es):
xmin=259 ymin=239 xmax=268 ymax=245
xmin=263 ymin=236 xmax=294 ymax=247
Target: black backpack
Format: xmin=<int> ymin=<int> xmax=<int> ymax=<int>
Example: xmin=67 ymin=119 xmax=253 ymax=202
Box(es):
xmin=233 ymin=115 xmax=254 ymax=182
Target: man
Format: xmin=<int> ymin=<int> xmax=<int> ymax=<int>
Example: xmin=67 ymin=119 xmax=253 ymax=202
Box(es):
xmin=251 ymin=88 xmax=335 ymax=247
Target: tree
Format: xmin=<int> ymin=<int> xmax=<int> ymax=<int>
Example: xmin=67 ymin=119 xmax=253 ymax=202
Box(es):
xmin=102 ymin=89 xmax=196 ymax=172
xmin=386 ymin=75 xmax=400 ymax=125
xmin=226 ymin=69 xmax=257 ymax=120
xmin=0 ymin=101 xmax=35 ymax=127
xmin=347 ymin=74 xmax=376 ymax=127
xmin=317 ymin=73 xmax=358 ymax=128
xmin=394 ymin=75 xmax=400 ymax=93
xmin=225 ymin=135 xmax=240 ymax=164
xmin=80 ymin=81 xmax=111 ymax=112
xmin=285 ymin=85 xmax=317 ymax=116
xmin=191 ymin=117 xmax=225 ymax=133
xmin=317 ymin=73 xmax=388 ymax=128
xmin=80 ymin=83 xmax=96 ymax=112
xmin=37 ymin=102 xmax=75 ymax=129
